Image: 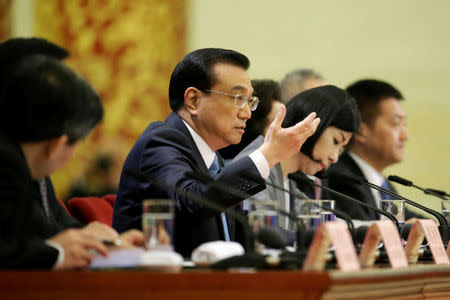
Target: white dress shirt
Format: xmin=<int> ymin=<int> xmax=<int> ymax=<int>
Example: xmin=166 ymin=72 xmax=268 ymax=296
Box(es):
xmin=348 ymin=151 xmax=386 ymax=209
xmin=182 ymin=120 xmax=270 ymax=178
xmin=347 ymin=151 xmax=387 ymax=228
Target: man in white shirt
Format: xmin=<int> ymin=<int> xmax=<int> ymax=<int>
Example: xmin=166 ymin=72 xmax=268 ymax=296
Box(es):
xmin=327 ymin=79 xmax=419 ymax=221
xmin=113 ymin=48 xmax=320 ymax=257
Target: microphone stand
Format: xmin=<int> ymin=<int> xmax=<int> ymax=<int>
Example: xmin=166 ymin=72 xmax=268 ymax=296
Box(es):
xmin=124 ymin=169 xmax=255 ymax=253
xmin=425 ymin=188 xmax=450 ymax=199
xmin=288 ymin=172 xmax=401 ymax=232
xmin=387 ymin=175 xmax=449 ymax=244
xmin=388 ymin=175 xmax=449 ymax=201
xmin=185 ymin=171 xmax=307 ymax=267
xmin=241 ymin=171 xmax=355 ymax=236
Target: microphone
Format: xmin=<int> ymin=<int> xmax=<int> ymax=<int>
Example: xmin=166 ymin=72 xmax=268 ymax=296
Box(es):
xmin=288 ymin=172 xmax=401 ymax=230
xmin=337 ymin=173 xmax=447 ymax=225
xmin=257 ymin=226 xmax=289 ymax=250
xmin=124 ymin=169 xmax=256 ymax=253
xmin=342 ymin=173 xmax=448 ymax=244
xmin=425 ymin=188 xmax=450 ymax=198
xmin=185 ymin=171 xmax=304 ymax=249
xmin=185 ymin=170 xmax=311 ymax=269
xmin=388 ymin=175 xmax=449 ymax=201
xmin=353 ymin=174 xmax=447 ymax=225
xmin=241 ymin=170 xmax=356 ymax=236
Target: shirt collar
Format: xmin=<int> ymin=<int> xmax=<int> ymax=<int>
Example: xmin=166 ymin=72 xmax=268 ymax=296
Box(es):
xmin=182 ymin=120 xmax=215 ymax=168
xmin=348 ymin=151 xmax=385 ymax=187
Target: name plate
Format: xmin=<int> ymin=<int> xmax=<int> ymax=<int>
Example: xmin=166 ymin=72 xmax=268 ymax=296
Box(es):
xmin=447 ymin=240 xmax=450 ymax=259
xmin=405 ymin=219 xmax=449 ymax=265
xmin=359 ymin=220 xmax=408 ymax=269
xmin=302 ymin=222 xmax=360 ymax=272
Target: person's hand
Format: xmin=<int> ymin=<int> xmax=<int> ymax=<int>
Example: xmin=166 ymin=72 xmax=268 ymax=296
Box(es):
xmin=49 ymin=229 xmax=108 ymax=270
xmin=112 ymin=229 xmax=145 ymax=249
xmin=259 ymin=105 xmax=320 ymax=168
xmin=82 ymin=221 xmax=119 ymax=240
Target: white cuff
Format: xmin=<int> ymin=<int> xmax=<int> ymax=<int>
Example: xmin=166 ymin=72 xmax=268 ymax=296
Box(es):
xmin=249 ymin=150 xmax=270 ymax=179
xmin=45 ymin=240 xmax=65 ymax=269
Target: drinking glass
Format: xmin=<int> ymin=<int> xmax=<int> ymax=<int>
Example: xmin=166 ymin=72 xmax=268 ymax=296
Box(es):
xmin=442 ymin=200 xmax=450 ymax=225
xmin=142 ymin=199 xmax=174 ymax=250
xmin=247 ymin=199 xmax=279 ymax=252
xmin=319 ymin=199 xmax=336 ymax=223
xmin=381 ymin=199 xmax=405 ymax=227
xmin=294 ymin=199 xmax=322 ymax=231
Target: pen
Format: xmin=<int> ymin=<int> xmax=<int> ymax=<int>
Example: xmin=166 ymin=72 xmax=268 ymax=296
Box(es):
xmin=101 ymin=239 xmax=122 ymax=247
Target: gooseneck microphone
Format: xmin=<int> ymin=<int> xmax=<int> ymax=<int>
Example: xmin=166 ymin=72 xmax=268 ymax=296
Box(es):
xmin=338 ymin=173 xmax=448 ymax=244
xmin=241 ymin=170 xmax=355 ymax=235
xmin=185 ymin=171 xmax=302 ymax=228
xmin=184 ymin=171 xmax=310 ymax=269
xmin=388 ymin=175 xmax=449 ymax=201
xmin=185 ymin=171 xmax=307 ymax=256
xmin=124 ymin=169 xmax=256 ymax=252
xmin=425 ymin=188 xmax=450 ymax=198
xmin=288 ymin=172 xmax=401 ymax=230
xmin=352 ymin=174 xmax=447 ymax=226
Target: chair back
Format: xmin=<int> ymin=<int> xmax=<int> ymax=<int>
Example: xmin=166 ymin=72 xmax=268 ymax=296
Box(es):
xmin=67 ymin=195 xmax=116 ymax=226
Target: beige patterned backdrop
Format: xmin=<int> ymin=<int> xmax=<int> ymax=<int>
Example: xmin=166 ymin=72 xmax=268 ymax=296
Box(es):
xmin=31 ymin=0 xmax=186 ymax=199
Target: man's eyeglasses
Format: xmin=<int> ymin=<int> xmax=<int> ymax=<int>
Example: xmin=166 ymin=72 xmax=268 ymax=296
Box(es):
xmin=205 ymin=89 xmax=259 ymax=111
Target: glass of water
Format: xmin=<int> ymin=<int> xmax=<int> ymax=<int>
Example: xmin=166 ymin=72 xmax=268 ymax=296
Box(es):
xmin=247 ymin=199 xmax=279 ymax=252
xmin=319 ymin=200 xmax=336 ymax=223
xmin=142 ymin=199 xmax=174 ymax=250
xmin=294 ymin=199 xmax=322 ymax=231
xmin=381 ymin=199 xmax=405 ymax=227
xmin=442 ymin=200 xmax=450 ymax=225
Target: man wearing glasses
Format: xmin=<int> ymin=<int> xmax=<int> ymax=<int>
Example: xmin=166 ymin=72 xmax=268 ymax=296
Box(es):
xmin=113 ymin=48 xmax=320 ymax=257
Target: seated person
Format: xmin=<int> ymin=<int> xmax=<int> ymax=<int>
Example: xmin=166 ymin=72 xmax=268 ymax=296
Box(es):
xmin=0 ymin=37 xmax=120 ymax=238
xmin=280 ymin=68 xmax=328 ymax=103
xmin=113 ymin=48 xmax=320 ymax=257
xmin=235 ymin=85 xmax=360 ymax=232
xmin=0 ymin=38 xmax=143 ymax=270
xmin=327 ymin=79 xmax=421 ymax=222
xmin=218 ymin=79 xmax=282 ymax=161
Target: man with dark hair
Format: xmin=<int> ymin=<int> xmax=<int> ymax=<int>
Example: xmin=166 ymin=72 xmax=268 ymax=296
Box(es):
xmin=327 ymin=79 xmax=417 ymax=221
xmin=113 ymin=48 xmax=320 ymax=257
xmin=218 ymin=79 xmax=282 ymax=160
xmin=0 ymin=38 xmax=143 ymax=270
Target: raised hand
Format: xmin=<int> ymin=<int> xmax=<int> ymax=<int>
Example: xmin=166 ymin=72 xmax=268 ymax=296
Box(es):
xmin=259 ymin=104 xmax=320 ymax=168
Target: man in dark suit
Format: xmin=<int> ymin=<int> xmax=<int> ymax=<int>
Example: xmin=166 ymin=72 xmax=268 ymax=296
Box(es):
xmin=327 ymin=79 xmax=418 ymax=221
xmin=0 ymin=38 xmax=143 ymax=269
xmin=113 ymin=48 xmax=320 ymax=257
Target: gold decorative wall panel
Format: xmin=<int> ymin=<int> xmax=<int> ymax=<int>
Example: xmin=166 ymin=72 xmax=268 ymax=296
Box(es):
xmin=34 ymin=0 xmax=186 ymax=199
xmin=0 ymin=0 xmax=11 ymax=41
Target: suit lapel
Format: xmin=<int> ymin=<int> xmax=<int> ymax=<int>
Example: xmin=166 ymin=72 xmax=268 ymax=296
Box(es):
xmin=165 ymin=112 xmax=209 ymax=175
xmin=341 ymin=152 xmax=379 ymax=219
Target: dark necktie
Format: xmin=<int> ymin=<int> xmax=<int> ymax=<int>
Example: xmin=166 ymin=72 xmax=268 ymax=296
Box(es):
xmin=38 ymin=178 xmax=50 ymax=217
xmin=209 ymin=155 xmax=230 ymax=242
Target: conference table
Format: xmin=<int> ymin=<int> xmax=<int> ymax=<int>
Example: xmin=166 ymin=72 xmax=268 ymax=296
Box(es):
xmin=1 ymin=264 xmax=450 ymax=299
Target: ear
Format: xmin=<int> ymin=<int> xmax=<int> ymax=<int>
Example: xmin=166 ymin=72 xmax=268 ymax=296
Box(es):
xmin=353 ymin=122 xmax=371 ymax=144
xmin=184 ymin=87 xmax=201 ymax=115
xmin=45 ymin=135 xmax=69 ymax=160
